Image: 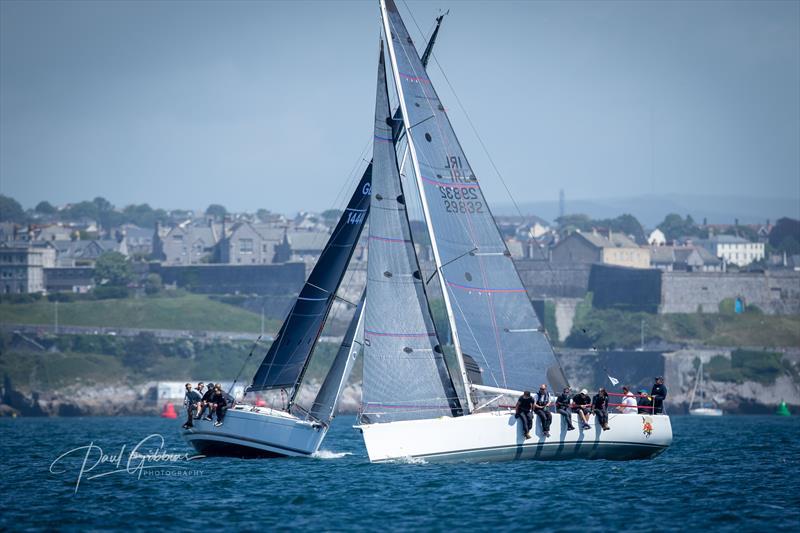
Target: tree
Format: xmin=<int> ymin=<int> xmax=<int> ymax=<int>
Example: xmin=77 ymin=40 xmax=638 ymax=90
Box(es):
xmin=256 ymin=208 xmax=272 ymax=222
xmin=769 ymin=218 xmax=800 ymax=255
xmin=144 ymin=273 xmax=162 ymax=295
xmin=0 ymin=195 xmax=26 ymax=223
xmin=35 ymin=201 xmax=57 ymax=215
xmin=555 ymin=214 xmax=592 ymax=234
xmin=321 ymin=209 xmax=342 ymax=226
xmin=205 ymin=204 xmax=227 ymax=220
xmin=64 ymin=200 xmax=98 ymax=221
xmin=94 ymin=252 xmax=132 ymax=286
xmin=604 ymin=214 xmax=646 ymax=244
xmin=657 ymin=213 xmax=701 ymax=241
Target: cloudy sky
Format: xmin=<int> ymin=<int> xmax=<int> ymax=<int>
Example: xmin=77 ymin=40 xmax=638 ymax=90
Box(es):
xmin=1 ymin=0 xmax=798 ymax=215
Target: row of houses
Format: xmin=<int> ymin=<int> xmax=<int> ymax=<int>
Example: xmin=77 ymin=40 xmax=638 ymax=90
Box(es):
xmin=507 ymin=229 xmax=768 ymax=272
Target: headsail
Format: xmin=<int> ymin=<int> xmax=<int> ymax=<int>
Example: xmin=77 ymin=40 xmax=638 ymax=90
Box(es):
xmin=361 ymin=43 xmax=463 ymax=423
xmin=380 ymin=0 xmax=568 ymax=394
xmin=249 ymin=170 xmax=371 ymax=392
xmin=308 ymin=292 xmax=365 ymax=423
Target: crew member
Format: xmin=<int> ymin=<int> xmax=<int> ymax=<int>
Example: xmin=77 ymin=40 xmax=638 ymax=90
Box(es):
xmin=533 ymin=384 xmax=552 ymax=437
xmin=617 ymin=386 xmax=638 ymax=414
xmin=651 ymin=377 xmax=668 ymax=414
xmin=592 ymin=387 xmax=610 ymax=431
xmin=572 ymin=388 xmax=592 ymax=430
xmin=182 ymin=383 xmax=201 ymax=429
xmin=515 ymin=391 xmax=535 ymax=439
xmin=200 ymin=381 xmax=215 ymax=421
xmin=555 ymin=387 xmax=575 ymax=431
xmin=211 ymin=384 xmax=228 ymax=427
xmin=193 ymin=382 xmax=205 ymax=418
xmin=637 ymin=389 xmax=653 ymax=414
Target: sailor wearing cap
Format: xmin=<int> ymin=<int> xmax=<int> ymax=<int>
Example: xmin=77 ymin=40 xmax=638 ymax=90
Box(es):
xmin=651 ymin=377 xmax=668 ymax=414
xmin=571 ymin=388 xmax=592 ymax=430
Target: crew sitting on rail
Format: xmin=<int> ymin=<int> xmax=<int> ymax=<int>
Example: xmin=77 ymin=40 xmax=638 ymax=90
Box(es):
xmin=532 ymin=384 xmax=552 ymax=437
xmin=182 ymin=383 xmax=202 ymax=430
xmin=617 ymin=386 xmax=638 ymax=414
xmin=592 ymin=388 xmax=610 ymax=431
xmin=637 ymin=389 xmax=653 ymax=414
xmin=210 ymin=384 xmax=231 ymax=427
xmin=572 ymin=388 xmax=592 ymax=430
xmin=555 ymin=386 xmax=575 ymax=431
xmin=199 ymin=382 xmax=215 ymax=420
xmin=515 ymin=390 xmax=535 ymax=440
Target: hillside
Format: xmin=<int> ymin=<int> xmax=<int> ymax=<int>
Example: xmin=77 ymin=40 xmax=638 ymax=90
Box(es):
xmin=0 ymin=293 xmax=278 ymax=333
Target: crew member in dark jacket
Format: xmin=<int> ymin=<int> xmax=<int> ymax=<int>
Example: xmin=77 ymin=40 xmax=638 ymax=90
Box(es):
xmin=592 ymin=388 xmax=610 ymax=431
xmin=572 ymin=388 xmax=592 ymax=430
xmin=211 ymin=385 xmax=229 ymax=427
xmin=637 ymin=389 xmax=653 ymax=414
xmin=533 ymin=384 xmax=552 ymax=437
xmin=651 ymin=377 xmax=668 ymax=414
xmin=515 ymin=391 xmax=534 ymax=439
xmin=200 ymin=382 xmax=215 ymax=421
xmin=182 ymin=383 xmax=201 ymax=429
xmin=555 ymin=387 xmax=575 ymax=431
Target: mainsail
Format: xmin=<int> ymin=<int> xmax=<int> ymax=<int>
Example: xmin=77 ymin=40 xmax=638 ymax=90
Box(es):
xmin=249 ymin=170 xmax=371 ymax=391
xmin=249 ymin=10 xmax=446 ymax=396
xmin=381 ymin=0 xmax=568 ymax=394
xmin=361 ymin=44 xmax=462 ymax=422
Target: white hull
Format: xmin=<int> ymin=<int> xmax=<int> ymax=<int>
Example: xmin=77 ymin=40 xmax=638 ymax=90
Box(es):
xmin=182 ymin=405 xmax=327 ymax=458
xmin=357 ymin=410 xmax=671 ymax=463
xmin=689 ymin=407 xmax=723 ymax=416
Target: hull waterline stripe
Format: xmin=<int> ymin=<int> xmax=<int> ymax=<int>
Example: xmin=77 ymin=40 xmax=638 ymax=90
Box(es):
xmin=372 ymin=440 xmax=669 ymax=462
xmin=185 ymin=430 xmax=314 ymax=456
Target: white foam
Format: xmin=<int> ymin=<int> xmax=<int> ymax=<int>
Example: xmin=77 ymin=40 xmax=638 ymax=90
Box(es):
xmin=312 ymin=450 xmax=352 ymax=460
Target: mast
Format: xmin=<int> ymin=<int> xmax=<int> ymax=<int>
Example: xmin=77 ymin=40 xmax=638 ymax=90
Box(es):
xmin=420 ymin=11 xmax=447 ymax=68
xmin=380 ymin=0 xmax=474 ymax=413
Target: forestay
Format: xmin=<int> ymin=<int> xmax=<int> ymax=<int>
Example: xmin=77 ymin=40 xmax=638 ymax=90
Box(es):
xmin=381 ymin=0 xmax=567 ymax=393
xmin=249 ymin=169 xmax=371 ymax=391
xmin=361 ymin=44 xmax=463 ymax=423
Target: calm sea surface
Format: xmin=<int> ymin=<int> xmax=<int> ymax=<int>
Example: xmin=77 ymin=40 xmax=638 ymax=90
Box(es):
xmin=1 ymin=415 xmax=798 ymax=532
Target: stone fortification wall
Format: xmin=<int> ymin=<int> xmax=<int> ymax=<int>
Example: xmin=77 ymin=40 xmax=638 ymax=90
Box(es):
xmin=515 ymin=260 xmax=592 ymax=298
xmin=660 ymin=270 xmax=800 ymax=315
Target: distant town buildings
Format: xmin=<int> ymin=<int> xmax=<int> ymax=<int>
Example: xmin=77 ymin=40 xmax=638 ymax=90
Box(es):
xmin=551 ymin=230 xmax=650 ymax=269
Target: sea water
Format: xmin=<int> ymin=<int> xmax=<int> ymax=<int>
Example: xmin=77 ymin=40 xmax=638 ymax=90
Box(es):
xmin=1 ymin=415 xmax=798 ymax=532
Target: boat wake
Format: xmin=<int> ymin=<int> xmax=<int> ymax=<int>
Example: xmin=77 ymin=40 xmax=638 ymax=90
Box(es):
xmin=389 ymin=456 xmax=428 ymax=465
xmin=312 ymin=450 xmax=352 ymax=460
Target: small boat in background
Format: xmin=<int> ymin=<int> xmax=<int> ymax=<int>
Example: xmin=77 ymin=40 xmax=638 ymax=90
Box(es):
xmin=689 ymin=362 xmax=723 ymax=416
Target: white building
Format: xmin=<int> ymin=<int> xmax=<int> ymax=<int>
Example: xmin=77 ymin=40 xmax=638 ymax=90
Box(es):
xmin=0 ymin=242 xmax=57 ymax=294
xmin=699 ymin=235 xmax=765 ymax=267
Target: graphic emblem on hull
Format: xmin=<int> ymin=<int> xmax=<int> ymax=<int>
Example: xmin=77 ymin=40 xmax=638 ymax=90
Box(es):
xmin=641 ymin=416 xmax=653 ymax=438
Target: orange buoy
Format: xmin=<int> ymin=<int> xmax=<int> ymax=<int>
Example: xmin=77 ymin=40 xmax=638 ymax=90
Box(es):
xmin=161 ymin=402 xmax=178 ymax=419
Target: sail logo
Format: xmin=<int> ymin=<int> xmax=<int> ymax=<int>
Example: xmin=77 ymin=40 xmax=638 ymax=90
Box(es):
xmin=362 ymin=183 xmax=372 ymax=196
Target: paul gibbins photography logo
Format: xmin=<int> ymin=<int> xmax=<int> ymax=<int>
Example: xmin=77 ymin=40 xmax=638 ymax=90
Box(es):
xmin=49 ymin=433 xmax=204 ymax=494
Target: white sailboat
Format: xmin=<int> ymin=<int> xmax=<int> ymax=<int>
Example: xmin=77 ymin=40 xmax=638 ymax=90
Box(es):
xmin=355 ymin=0 xmax=672 ymax=462
xmin=181 ymin=14 xmax=447 ymax=458
xmin=689 ymin=362 xmax=723 ymax=416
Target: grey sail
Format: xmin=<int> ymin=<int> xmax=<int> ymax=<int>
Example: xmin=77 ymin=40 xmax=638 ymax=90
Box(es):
xmin=361 ymin=43 xmax=463 ymax=423
xmin=308 ymin=292 xmax=365 ymax=424
xmin=382 ymin=0 xmax=568 ymax=393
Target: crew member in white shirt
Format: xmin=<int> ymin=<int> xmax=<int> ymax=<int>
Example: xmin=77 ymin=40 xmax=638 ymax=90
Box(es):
xmin=617 ymin=386 xmax=638 ymax=414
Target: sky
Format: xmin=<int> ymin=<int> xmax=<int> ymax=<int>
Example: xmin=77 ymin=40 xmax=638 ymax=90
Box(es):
xmin=1 ymin=0 xmax=798 ymax=216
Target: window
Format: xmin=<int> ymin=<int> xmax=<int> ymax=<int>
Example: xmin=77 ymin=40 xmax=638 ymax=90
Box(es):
xmin=239 ymin=239 xmax=254 ymax=254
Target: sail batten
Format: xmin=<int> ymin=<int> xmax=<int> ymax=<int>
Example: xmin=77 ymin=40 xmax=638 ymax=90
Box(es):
xmin=381 ymin=0 xmax=568 ymax=394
